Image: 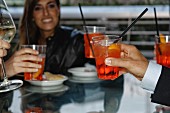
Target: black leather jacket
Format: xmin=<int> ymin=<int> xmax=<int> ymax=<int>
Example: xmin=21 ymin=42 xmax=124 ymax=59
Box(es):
xmin=45 ymin=26 xmax=95 ymax=75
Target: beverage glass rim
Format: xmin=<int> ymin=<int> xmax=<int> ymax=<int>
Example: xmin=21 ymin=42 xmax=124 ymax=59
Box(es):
xmin=20 ymin=45 xmax=47 ymax=51
xmin=83 ymin=25 xmax=106 ymax=28
xmin=92 ymin=34 xmax=121 ymax=41
xmin=83 ymin=26 xmax=106 ymax=33
xmin=21 ymin=44 xmax=47 ymax=47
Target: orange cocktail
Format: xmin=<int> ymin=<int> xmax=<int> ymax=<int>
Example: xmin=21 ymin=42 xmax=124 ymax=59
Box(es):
xmin=155 ymin=35 xmax=170 ymax=68
xmin=84 ymin=33 xmax=104 ymax=58
xmin=24 ymin=57 xmax=46 ymax=80
xmin=84 ymin=26 xmax=106 ymax=58
xmin=92 ymin=35 xmax=121 ymax=80
xmin=21 ymin=45 xmax=46 ymax=81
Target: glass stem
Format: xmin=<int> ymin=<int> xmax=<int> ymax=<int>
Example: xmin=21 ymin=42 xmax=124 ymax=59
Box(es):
xmin=1 ymin=58 xmax=8 ymax=81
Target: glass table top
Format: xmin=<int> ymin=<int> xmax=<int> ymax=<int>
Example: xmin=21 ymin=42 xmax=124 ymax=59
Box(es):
xmin=0 ymin=74 xmax=164 ymax=113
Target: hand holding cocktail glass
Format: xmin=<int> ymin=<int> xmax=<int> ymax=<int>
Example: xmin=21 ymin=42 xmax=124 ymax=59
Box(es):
xmin=104 ymin=43 xmax=149 ymax=81
xmin=21 ymin=45 xmax=46 ymax=81
xmin=5 ymin=47 xmax=42 ymax=76
xmin=78 ymin=3 xmax=148 ymax=80
xmin=91 ymin=8 xmax=148 ymax=80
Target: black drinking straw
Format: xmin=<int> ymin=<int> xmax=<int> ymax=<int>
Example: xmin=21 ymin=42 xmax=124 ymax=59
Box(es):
xmin=154 ymin=7 xmax=162 ymax=55
xmin=154 ymin=7 xmax=160 ymax=37
xmin=78 ymin=3 xmax=95 ymax=57
xmin=119 ymin=8 xmax=148 ymax=38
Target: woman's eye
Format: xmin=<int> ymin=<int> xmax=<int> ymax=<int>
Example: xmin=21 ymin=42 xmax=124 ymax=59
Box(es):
xmin=48 ymin=3 xmax=57 ymax=9
xmin=34 ymin=6 xmax=42 ymax=11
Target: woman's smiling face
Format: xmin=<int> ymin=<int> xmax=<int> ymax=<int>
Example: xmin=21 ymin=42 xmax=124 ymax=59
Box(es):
xmin=33 ymin=0 xmax=60 ymax=34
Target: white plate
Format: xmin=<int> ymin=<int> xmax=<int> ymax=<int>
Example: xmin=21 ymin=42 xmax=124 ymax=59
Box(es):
xmin=69 ymin=77 xmax=101 ymax=84
xmin=72 ymin=76 xmax=98 ymax=81
xmin=25 ymin=85 xmax=69 ymax=94
xmin=68 ymin=67 xmax=97 ymax=77
xmin=26 ymin=75 xmax=68 ymax=87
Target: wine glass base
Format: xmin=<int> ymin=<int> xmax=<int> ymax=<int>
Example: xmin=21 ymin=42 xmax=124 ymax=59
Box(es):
xmin=0 ymin=80 xmax=23 ymax=93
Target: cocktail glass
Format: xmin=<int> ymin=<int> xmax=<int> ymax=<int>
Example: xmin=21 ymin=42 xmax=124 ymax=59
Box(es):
xmin=21 ymin=45 xmax=46 ymax=81
xmin=92 ymin=35 xmax=121 ymax=80
xmin=155 ymin=35 xmax=170 ymax=68
xmin=84 ymin=26 xmax=106 ymax=58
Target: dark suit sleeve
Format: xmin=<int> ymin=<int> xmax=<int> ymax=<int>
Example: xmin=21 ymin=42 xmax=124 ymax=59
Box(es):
xmin=151 ymin=66 xmax=170 ymax=106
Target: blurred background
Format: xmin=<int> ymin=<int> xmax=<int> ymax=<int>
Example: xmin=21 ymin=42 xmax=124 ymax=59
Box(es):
xmin=5 ymin=0 xmax=170 ymax=59
xmin=4 ymin=0 xmax=170 ymax=6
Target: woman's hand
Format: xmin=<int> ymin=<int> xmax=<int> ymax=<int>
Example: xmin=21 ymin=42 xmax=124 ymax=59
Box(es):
xmin=0 ymin=39 xmax=10 ymax=63
xmin=5 ymin=48 xmax=42 ymax=77
xmin=105 ymin=43 xmax=149 ymax=81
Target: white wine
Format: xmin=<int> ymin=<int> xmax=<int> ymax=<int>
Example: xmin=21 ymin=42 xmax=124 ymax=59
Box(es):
xmin=0 ymin=25 xmax=16 ymax=42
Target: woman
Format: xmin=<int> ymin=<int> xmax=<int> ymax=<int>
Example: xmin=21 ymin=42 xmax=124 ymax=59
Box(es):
xmin=5 ymin=0 xmax=94 ymax=77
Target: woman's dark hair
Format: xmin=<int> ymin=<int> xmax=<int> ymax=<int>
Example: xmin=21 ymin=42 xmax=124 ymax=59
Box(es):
xmin=19 ymin=0 xmax=60 ymax=45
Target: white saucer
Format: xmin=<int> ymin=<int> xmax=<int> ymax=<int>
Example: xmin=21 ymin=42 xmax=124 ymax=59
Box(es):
xmin=26 ymin=75 xmax=68 ymax=87
xmin=69 ymin=77 xmax=101 ymax=84
xmin=25 ymin=85 xmax=69 ymax=94
xmin=72 ymin=76 xmax=98 ymax=81
xmin=68 ymin=67 xmax=97 ymax=77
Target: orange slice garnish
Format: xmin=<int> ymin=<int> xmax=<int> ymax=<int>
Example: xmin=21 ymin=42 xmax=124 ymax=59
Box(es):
xmin=159 ymin=34 xmax=166 ymax=43
xmin=33 ymin=69 xmax=41 ymax=79
xmin=108 ymin=44 xmax=119 ymax=50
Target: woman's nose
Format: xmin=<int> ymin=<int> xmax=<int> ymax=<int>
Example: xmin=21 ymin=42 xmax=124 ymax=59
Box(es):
xmin=43 ymin=7 xmax=49 ymax=16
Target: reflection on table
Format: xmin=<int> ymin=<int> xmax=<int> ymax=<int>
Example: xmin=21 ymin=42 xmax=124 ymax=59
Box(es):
xmin=0 ymin=74 xmax=160 ymax=113
xmin=0 ymin=91 xmax=13 ymax=113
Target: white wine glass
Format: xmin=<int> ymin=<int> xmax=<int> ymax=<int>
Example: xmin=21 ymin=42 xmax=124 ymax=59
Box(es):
xmin=0 ymin=0 xmax=23 ymax=93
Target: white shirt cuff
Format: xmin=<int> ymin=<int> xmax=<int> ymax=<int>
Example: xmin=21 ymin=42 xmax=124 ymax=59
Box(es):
xmin=141 ymin=61 xmax=162 ymax=93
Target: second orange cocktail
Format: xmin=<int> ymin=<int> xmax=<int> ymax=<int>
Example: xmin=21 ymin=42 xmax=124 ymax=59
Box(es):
xmin=155 ymin=35 xmax=170 ymax=68
xmin=92 ymin=35 xmax=121 ymax=80
xmin=84 ymin=26 xmax=106 ymax=58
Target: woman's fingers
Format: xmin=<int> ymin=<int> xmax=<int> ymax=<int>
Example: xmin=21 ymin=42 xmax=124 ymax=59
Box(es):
xmin=7 ymin=61 xmax=42 ymax=76
xmin=13 ymin=61 xmax=42 ymax=68
xmin=0 ymin=49 xmax=7 ymax=57
xmin=5 ymin=48 xmax=42 ymax=76
xmin=14 ymin=54 xmax=42 ymax=62
xmin=13 ymin=67 xmax=39 ymax=74
xmin=15 ymin=48 xmax=38 ymax=56
xmin=0 ymin=40 xmax=10 ymax=58
xmin=0 ymin=39 xmax=10 ymax=49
